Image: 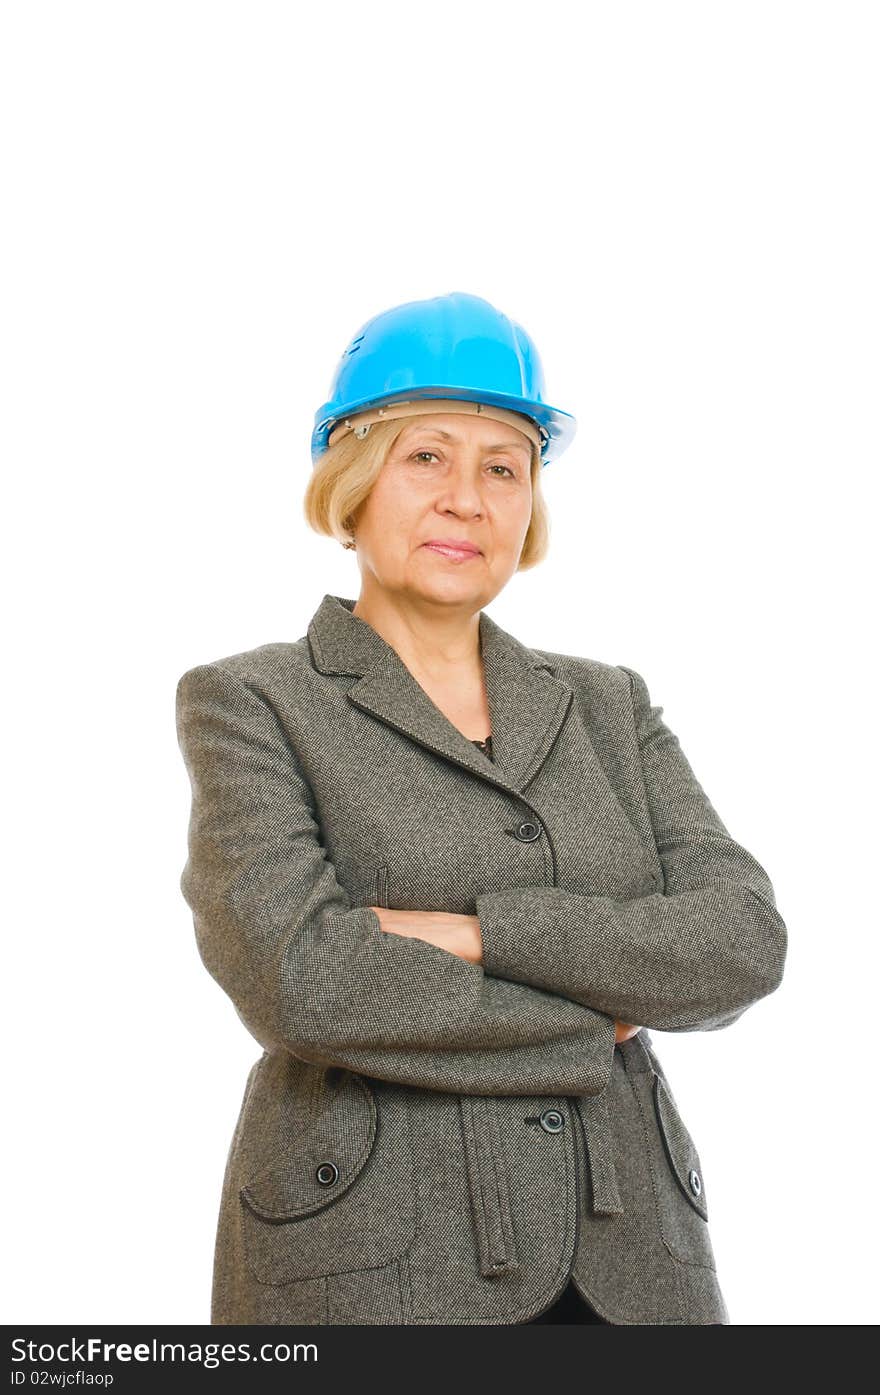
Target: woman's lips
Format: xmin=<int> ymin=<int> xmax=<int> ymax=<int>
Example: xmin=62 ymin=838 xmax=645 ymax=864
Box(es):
xmin=421 ymin=542 xmax=482 ymax=562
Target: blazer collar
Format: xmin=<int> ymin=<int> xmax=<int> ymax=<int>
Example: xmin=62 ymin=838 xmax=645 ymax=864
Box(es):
xmin=307 ymin=593 xmax=574 ymax=794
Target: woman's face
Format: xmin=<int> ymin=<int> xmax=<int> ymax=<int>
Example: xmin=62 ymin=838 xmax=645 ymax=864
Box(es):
xmin=351 ymin=412 xmax=534 ymax=612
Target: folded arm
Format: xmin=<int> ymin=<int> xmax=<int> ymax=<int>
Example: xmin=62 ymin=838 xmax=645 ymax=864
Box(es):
xmin=476 ymin=666 xmax=788 ymax=1033
xmin=176 ymin=662 xmax=616 ymax=1096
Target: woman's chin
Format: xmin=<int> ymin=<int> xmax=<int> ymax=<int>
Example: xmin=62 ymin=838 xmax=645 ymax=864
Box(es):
xmin=409 ymin=568 xmax=488 ymax=607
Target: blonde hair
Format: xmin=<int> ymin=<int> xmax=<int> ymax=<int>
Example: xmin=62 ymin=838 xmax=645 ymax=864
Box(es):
xmin=303 ymin=417 xmax=550 ymax=571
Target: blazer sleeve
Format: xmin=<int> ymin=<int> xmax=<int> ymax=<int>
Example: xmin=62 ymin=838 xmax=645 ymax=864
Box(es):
xmin=175 ymin=661 xmax=617 ymax=1097
xmin=476 ymin=665 xmax=788 ymax=1033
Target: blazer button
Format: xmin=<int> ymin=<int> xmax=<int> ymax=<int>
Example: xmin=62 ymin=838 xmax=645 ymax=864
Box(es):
xmin=539 ymin=1109 xmax=565 ymax=1134
xmin=513 ymin=820 xmax=542 ymax=842
xmin=688 ymin=1168 xmax=702 ymax=1197
xmin=315 ymin=1162 xmax=339 ymax=1186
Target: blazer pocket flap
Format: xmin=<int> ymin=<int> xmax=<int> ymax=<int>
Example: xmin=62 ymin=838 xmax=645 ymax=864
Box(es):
xmin=652 ymin=1073 xmax=709 ymax=1221
xmin=240 ymin=1071 xmax=377 ymax=1222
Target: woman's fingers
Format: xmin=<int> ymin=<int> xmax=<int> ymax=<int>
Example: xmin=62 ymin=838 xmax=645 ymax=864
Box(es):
xmin=614 ymin=1020 xmax=641 ymax=1043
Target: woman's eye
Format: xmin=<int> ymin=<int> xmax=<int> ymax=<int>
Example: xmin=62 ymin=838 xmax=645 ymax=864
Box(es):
xmin=409 ymin=451 xmax=515 ymax=476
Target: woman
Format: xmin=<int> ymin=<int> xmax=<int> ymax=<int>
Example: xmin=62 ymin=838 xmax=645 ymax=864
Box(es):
xmin=175 ymin=290 xmax=787 ymax=1326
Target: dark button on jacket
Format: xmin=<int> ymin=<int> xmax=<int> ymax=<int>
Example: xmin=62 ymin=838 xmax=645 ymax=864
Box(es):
xmin=175 ymin=592 xmax=787 ymax=1325
xmin=513 ymin=819 xmax=542 ymax=842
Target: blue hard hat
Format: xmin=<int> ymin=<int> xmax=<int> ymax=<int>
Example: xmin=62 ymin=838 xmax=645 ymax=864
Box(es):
xmin=311 ymin=291 xmax=576 ymax=468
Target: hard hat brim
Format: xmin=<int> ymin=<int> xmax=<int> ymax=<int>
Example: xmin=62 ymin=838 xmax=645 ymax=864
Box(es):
xmin=312 ymin=385 xmax=576 ymax=468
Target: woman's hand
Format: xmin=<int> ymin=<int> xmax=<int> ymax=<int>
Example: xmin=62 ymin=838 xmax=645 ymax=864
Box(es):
xmin=370 ymin=907 xmax=484 ymax=965
xmin=372 ymin=908 xmax=643 ymax=1041
xmin=615 ymin=1020 xmax=641 ymax=1043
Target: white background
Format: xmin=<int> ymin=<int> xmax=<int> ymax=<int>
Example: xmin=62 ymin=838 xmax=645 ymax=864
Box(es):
xmin=3 ymin=0 xmax=877 ymax=1326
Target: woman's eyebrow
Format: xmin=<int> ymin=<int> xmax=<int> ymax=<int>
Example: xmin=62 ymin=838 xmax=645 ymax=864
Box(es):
xmin=407 ymin=428 xmax=531 ymax=458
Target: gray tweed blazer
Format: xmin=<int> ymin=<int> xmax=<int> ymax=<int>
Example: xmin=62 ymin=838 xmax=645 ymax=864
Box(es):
xmin=175 ymin=591 xmax=787 ymax=1325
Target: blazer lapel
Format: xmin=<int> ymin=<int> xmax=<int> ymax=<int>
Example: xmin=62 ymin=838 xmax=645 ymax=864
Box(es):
xmin=307 ymin=593 xmax=573 ymax=795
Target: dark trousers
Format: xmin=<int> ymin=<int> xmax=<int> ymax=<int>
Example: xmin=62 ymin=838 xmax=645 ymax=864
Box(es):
xmin=527 ymin=1280 xmax=608 ymax=1324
